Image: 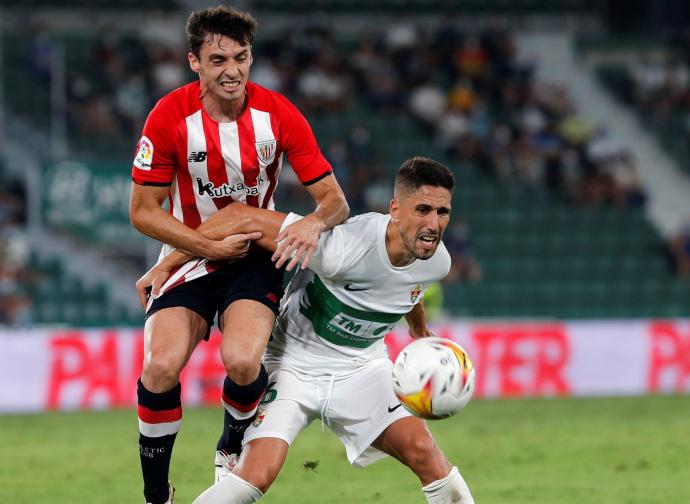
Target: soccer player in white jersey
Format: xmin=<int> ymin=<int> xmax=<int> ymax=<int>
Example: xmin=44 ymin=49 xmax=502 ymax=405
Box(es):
xmin=137 ymin=157 xmax=476 ymax=504
xmin=129 ymin=6 xmax=348 ymax=503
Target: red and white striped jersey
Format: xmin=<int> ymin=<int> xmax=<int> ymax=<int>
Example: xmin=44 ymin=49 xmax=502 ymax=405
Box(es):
xmin=132 ymin=80 xmax=332 ymax=292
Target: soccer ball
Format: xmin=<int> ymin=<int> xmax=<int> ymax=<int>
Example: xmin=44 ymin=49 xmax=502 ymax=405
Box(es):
xmin=392 ymin=337 xmax=476 ymax=419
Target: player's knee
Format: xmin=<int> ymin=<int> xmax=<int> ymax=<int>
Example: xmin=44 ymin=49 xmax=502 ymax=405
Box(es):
xmin=222 ymin=353 xmax=261 ymax=384
xmin=404 ymin=435 xmax=438 ymax=470
xmin=242 ymin=466 xmax=278 ymax=494
xmin=142 ymin=353 xmax=182 ymax=390
xmin=248 ymin=472 xmax=275 ymax=494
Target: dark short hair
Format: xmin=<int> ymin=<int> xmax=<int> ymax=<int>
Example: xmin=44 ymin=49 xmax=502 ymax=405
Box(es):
xmin=394 ymin=156 xmax=455 ymax=197
xmin=186 ymin=5 xmax=257 ymax=58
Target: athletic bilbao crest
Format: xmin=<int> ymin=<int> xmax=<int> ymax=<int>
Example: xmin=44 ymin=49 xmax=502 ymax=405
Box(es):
xmin=256 ymin=140 xmax=276 ymax=164
xmin=410 ymin=283 xmax=423 ymax=303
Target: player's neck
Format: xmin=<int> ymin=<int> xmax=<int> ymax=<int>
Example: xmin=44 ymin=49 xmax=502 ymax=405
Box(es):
xmin=201 ymin=91 xmax=248 ymax=123
xmin=386 ymin=221 xmax=415 ymax=267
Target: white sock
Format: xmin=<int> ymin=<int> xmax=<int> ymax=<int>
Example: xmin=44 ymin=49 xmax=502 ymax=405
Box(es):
xmin=422 ymin=466 xmax=475 ymax=504
xmin=193 ymin=472 xmax=263 ymax=504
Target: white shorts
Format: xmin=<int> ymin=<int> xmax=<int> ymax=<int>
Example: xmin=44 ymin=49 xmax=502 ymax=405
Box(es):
xmin=242 ymin=358 xmax=411 ymax=467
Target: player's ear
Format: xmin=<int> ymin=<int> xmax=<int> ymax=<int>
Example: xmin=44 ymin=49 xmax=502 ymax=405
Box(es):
xmin=188 ymin=52 xmax=200 ymax=73
xmin=389 ymin=198 xmax=399 ymax=221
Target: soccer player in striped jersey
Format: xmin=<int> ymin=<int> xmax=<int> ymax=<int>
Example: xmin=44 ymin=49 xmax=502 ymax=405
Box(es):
xmin=129 ymin=6 xmax=348 ymax=504
xmin=137 ymin=157 xmax=476 ymax=504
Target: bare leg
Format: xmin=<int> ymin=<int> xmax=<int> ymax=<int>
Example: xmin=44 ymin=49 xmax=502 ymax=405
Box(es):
xmin=234 ymin=438 xmax=290 ymax=493
xmin=142 ymin=307 xmax=208 ymax=391
xmin=139 ymin=307 xmax=208 ymax=504
xmin=372 ymin=416 xmax=451 ymax=485
xmin=372 ymin=417 xmax=475 ymax=503
xmin=220 ymin=300 xmax=275 ymax=385
xmin=216 ymin=301 xmax=276 ymax=464
xmin=194 ymin=438 xmax=289 ymax=503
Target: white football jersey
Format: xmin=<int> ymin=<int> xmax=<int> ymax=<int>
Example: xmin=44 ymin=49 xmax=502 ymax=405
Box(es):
xmin=265 ymin=212 xmax=451 ymax=374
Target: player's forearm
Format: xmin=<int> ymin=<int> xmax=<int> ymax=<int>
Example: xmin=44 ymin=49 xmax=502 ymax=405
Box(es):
xmin=405 ymin=301 xmax=429 ymax=339
xmin=156 ymin=204 xmax=288 ymax=271
xmin=130 ymin=205 xmax=213 ymax=258
xmin=194 ymin=204 xmax=285 ymax=252
xmin=187 ymin=204 xmax=253 ymax=241
xmin=309 ymin=185 xmax=349 ymax=232
xmin=157 ymin=248 xmax=194 ymax=271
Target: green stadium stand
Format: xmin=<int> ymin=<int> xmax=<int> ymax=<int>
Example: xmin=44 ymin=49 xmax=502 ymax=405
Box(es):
xmin=0 ymin=0 xmax=178 ymax=8
xmin=597 ymin=64 xmax=690 ymax=175
xmin=3 ymin=25 xmax=688 ymax=324
xmin=250 ymin=0 xmax=597 ymax=14
xmin=307 ymin=108 xmax=690 ymax=319
xmin=27 ymin=252 xmax=142 ymax=327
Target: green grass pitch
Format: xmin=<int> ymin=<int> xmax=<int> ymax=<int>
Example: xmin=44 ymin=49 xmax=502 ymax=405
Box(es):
xmin=1 ymin=395 xmax=689 ymax=503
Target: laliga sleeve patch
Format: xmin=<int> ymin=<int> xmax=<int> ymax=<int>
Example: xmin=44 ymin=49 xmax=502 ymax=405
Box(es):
xmin=134 ymin=136 xmax=154 ymax=170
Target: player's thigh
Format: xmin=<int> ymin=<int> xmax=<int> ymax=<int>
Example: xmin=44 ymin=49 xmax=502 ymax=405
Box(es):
xmin=218 ymin=250 xmax=283 ymax=374
xmin=142 ymin=307 xmax=208 ymax=390
xmin=372 ymin=416 xmax=451 ymax=483
xmin=371 ymin=415 xmax=430 ymax=459
xmin=220 ymin=300 xmax=275 ymax=369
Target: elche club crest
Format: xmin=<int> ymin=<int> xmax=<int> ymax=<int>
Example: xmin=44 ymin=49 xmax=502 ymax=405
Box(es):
xmin=410 ymin=283 xmax=423 ymax=303
xmin=252 ymin=406 xmax=267 ymax=427
xmin=256 ymin=140 xmax=276 ymax=164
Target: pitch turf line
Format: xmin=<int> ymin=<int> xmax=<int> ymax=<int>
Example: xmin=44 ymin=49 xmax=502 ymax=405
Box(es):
xmin=0 ymin=395 xmax=688 ymax=503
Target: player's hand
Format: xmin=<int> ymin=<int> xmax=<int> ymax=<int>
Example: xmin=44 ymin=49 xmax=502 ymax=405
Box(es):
xmin=135 ymin=263 xmax=174 ymax=310
xmin=409 ymin=327 xmax=436 ymax=339
xmin=272 ymin=214 xmax=325 ymax=271
xmin=205 ymin=232 xmax=263 ymax=261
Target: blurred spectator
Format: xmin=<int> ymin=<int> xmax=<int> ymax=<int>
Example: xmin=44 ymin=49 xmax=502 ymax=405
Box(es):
xmin=442 ymin=221 xmax=482 ymax=284
xmin=29 ymin=26 xmax=54 ymax=81
xmin=383 ymin=18 xmax=419 ymax=55
xmin=115 ymin=75 xmax=149 ymax=134
xmin=454 ymin=35 xmax=489 ymax=81
xmin=297 ymin=52 xmax=350 ymax=113
xmin=251 ymin=59 xmax=286 ymax=93
xmin=613 ymin=50 xmax=690 ymax=157
xmin=0 ymin=180 xmax=32 ymax=327
xmin=409 ymin=82 xmax=446 ymax=128
xmin=150 ymin=46 xmax=187 ymax=99
xmin=669 ymin=222 xmax=690 ymax=278
xmin=362 ymin=171 xmax=391 ymax=214
xmin=349 ymin=34 xmax=402 ymax=110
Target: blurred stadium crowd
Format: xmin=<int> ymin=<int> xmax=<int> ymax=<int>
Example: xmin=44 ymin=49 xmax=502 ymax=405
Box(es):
xmin=2 ymin=2 xmax=690 ymax=326
xmin=0 ymin=173 xmax=30 ymax=326
xmin=37 ymin=19 xmax=650 ymax=211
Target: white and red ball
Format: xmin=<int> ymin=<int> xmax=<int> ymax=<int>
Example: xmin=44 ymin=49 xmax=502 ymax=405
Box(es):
xmin=392 ymin=337 xmax=476 ymax=419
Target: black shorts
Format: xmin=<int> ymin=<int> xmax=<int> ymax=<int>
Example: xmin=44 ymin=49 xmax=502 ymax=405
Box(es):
xmin=145 ymin=250 xmax=284 ymax=340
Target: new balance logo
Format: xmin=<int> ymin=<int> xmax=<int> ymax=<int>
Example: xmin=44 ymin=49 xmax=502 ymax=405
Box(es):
xmin=188 ymin=151 xmax=207 ymax=163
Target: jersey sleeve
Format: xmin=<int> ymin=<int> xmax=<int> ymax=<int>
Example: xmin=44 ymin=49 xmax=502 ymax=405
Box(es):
xmin=280 ymin=213 xmax=346 ymax=277
xmin=278 ymin=99 xmax=332 ymax=185
xmin=131 ymin=102 xmax=178 ymax=186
